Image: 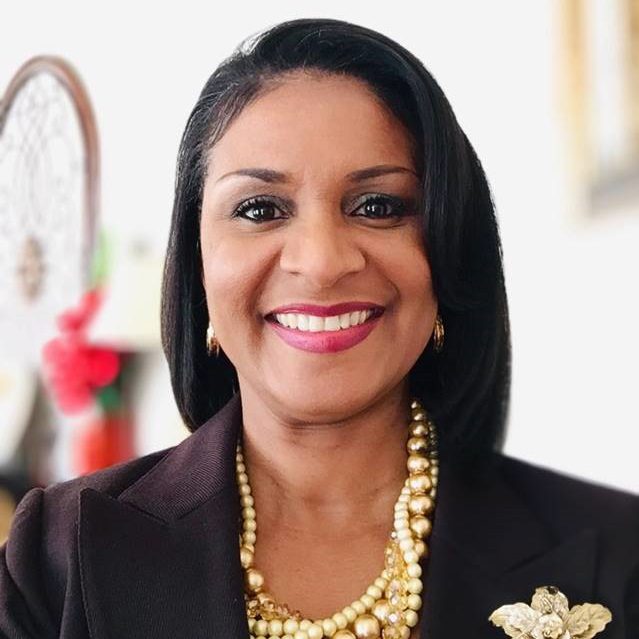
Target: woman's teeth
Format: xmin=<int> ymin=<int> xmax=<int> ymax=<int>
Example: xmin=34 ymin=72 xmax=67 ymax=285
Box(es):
xmin=273 ymin=310 xmax=374 ymax=332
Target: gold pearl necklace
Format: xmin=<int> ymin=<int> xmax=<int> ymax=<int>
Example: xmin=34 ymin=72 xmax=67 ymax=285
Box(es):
xmin=236 ymin=398 xmax=438 ymax=639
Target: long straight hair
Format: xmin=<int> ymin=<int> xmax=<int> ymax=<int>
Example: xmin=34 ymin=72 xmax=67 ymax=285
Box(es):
xmin=161 ymin=18 xmax=511 ymax=463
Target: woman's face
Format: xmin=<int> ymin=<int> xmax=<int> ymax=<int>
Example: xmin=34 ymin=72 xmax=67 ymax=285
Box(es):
xmin=200 ymin=72 xmax=437 ymax=419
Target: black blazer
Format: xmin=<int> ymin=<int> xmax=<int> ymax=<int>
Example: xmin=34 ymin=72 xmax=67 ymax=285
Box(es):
xmin=1 ymin=393 xmax=638 ymax=638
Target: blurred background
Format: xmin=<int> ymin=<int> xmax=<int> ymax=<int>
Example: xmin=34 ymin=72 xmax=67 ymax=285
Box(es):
xmin=1 ymin=0 xmax=638 ymax=541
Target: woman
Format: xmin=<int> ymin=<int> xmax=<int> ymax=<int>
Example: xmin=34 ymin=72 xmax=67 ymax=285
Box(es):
xmin=1 ymin=18 xmax=638 ymax=639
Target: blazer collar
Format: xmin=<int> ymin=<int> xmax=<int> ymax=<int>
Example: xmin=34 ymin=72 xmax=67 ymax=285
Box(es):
xmin=78 ymin=393 xmax=598 ymax=638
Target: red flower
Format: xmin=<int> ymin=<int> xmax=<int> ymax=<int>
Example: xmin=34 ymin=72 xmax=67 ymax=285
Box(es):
xmin=42 ymin=287 xmax=121 ymax=415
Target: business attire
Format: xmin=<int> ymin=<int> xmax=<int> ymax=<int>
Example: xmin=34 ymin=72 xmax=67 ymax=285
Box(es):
xmin=1 ymin=392 xmax=638 ymax=638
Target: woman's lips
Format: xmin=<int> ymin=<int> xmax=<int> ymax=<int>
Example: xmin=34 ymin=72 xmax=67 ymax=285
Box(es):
xmin=266 ymin=311 xmax=383 ymax=353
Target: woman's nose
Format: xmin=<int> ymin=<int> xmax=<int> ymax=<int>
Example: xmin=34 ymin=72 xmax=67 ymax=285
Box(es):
xmin=278 ymin=207 xmax=366 ymax=289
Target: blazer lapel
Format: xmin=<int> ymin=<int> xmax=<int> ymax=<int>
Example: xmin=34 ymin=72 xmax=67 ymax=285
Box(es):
xmin=78 ymin=393 xmax=251 ymax=639
xmin=420 ymin=457 xmax=599 ymax=638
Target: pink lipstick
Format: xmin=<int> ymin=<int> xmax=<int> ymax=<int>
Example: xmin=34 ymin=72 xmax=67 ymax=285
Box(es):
xmin=265 ymin=302 xmax=385 ymax=354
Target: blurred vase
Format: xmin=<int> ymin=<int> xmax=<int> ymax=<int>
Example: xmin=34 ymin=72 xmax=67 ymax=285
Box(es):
xmin=72 ymin=411 xmax=134 ymax=475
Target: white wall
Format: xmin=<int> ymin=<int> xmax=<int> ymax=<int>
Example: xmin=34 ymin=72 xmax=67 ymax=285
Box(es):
xmin=3 ymin=0 xmax=637 ymax=492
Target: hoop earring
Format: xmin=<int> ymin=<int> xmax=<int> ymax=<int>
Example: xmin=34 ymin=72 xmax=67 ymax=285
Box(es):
xmin=206 ymin=322 xmax=221 ymax=357
xmin=433 ymin=314 xmax=444 ymax=353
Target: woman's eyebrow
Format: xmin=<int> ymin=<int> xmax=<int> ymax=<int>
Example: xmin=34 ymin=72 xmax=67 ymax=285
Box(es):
xmin=215 ymin=164 xmax=417 ymax=184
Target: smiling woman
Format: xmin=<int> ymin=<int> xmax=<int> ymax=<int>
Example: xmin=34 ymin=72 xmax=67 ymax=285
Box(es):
xmin=1 ymin=16 xmax=638 ymax=639
xmin=167 ymin=23 xmax=510 ymax=465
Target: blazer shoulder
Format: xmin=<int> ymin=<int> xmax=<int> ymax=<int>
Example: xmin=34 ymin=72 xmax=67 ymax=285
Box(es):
xmin=492 ymin=452 xmax=639 ymax=542
xmin=44 ymin=445 xmax=176 ymax=501
xmin=17 ymin=448 xmax=174 ymax=584
xmin=2 ymin=446 xmax=177 ymax=635
xmin=38 ymin=444 xmax=176 ymax=540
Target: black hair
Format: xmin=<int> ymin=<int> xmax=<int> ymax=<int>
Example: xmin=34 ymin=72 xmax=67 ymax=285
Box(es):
xmin=161 ymin=17 xmax=511 ymax=463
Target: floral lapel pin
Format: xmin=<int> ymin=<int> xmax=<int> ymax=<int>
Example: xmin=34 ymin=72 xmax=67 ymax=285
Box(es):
xmin=489 ymin=585 xmax=612 ymax=638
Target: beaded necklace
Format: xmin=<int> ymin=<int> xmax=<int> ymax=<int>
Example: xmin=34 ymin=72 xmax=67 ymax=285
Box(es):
xmin=236 ymin=398 xmax=438 ymax=639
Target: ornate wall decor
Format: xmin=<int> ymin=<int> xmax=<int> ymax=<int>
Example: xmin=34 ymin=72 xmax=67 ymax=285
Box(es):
xmin=0 ymin=56 xmax=99 ymax=367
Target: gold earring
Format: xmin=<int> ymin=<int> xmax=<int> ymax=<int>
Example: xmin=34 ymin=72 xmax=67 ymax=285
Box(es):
xmin=433 ymin=314 xmax=444 ymax=353
xmin=206 ymin=322 xmax=221 ymax=357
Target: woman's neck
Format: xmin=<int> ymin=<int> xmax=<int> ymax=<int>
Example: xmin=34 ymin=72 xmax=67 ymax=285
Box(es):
xmin=237 ymin=381 xmax=413 ymax=535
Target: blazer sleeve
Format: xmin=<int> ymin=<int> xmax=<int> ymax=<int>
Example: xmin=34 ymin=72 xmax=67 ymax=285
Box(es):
xmin=0 ymin=488 xmax=57 ymax=638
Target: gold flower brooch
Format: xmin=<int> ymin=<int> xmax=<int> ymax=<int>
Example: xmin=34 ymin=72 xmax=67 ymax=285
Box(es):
xmin=489 ymin=586 xmax=612 ymax=638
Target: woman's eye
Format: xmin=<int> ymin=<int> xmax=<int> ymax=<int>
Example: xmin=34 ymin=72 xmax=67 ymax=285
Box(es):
xmin=353 ymin=195 xmax=411 ymax=219
xmin=231 ymin=194 xmax=413 ymax=223
xmin=232 ymin=197 xmax=287 ymax=223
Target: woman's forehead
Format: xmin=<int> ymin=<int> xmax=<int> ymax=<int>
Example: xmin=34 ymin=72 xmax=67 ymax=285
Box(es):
xmin=205 ymin=73 xmax=416 ymax=183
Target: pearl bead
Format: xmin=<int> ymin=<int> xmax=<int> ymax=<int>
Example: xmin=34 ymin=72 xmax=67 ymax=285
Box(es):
xmin=365 ymin=584 xmax=382 ymax=599
xmin=407 ymin=455 xmax=430 ymax=474
xmin=350 ymin=600 xmax=366 ymax=615
xmin=283 ymin=619 xmax=299 ymax=634
xmin=409 ymin=422 xmax=428 ymax=437
xmin=254 ymin=619 xmax=269 ymax=635
xmin=240 ymin=546 xmax=254 ymax=568
xmin=411 ymin=408 xmax=426 ymax=420
xmin=268 ymin=619 xmax=283 ymax=635
xmin=407 ymin=594 xmax=422 ymax=610
xmin=414 ymin=540 xmax=427 ymax=557
xmin=408 ymin=473 xmax=431 ymax=494
xmin=299 ymin=619 xmax=312 ymax=630
xmin=333 ymin=631 xmax=356 ymax=639
xmin=245 ymin=568 xmax=264 ymax=592
xmin=407 ymin=437 xmax=428 ymax=454
xmin=353 ymin=613 xmax=380 ymax=638
xmin=371 ymin=598 xmax=390 ymax=623
xmin=244 ymin=531 xmax=257 ymax=545
xmin=293 ymin=631 xmax=308 ymax=639
xmin=342 ymin=606 xmax=357 ymax=622
xmin=403 ymin=550 xmax=419 ymax=564
xmin=321 ymin=618 xmax=338 ymax=636
xmin=359 ymin=594 xmax=375 ymax=609
xmin=409 ymin=515 xmax=432 ymax=538
xmin=399 ymin=538 xmax=414 ymax=552
xmin=407 ymin=562 xmax=422 ymax=578
xmin=408 ymin=494 xmax=433 ymax=516
xmin=374 ymin=577 xmax=388 ymax=590
xmin=307 ymin=623 xmax=324 ymax=638
xmin=332 ymin=612 xmax=348 ymax=629
xmin=407 ymin=578 xmax=423 ymax=594
xmin=404 ymin=609 xmax=418 ymax=627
